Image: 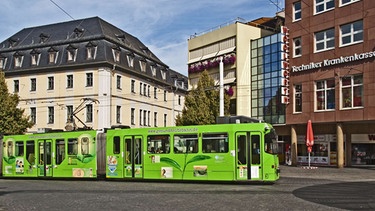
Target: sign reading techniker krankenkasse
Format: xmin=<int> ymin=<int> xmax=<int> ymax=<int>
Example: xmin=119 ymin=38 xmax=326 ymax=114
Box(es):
xmin=292 ymin=50 xmax=375 ymax=73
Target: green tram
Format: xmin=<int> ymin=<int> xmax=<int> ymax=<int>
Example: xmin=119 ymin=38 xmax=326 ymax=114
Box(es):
xmin=1 ymin=118 xmax=280 ymax=182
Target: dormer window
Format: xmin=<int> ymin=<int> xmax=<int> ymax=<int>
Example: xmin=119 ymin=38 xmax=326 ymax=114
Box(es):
xmin=140 ymin=46 xmax=150 ymax=55
xmin=74 ymin=27 xmax=84 ymax=38
xmin=160 ymin=69 xmax=167 ymax=81
xmin=126 ymin=53 xmax=134 ymax=67
xmin=48 ymin=47 xmax=59 ymax=64
xmin=39 ymin=33 xmax=50 ymax=43
xmin=151 ymin=64 xmax=157 ymax=77
xmin=67 ymin=45 xmax=78 ymax=62
xmin=139 ymin=59 xmax=147 ymax=72
xmin=8 ymin=37 xmax=18 ymax=48
xmin=0 ymin=55 xmax=7 ymax=70
xmin=30 ymin=49 xmax=41 ymax=66
xmin=112 ymin=46 xmax=121 ymax=63
xmin=86 ymin=42 xmax=97 ymax=60
xmin=13 ymin=52 xmax=23 ymax=68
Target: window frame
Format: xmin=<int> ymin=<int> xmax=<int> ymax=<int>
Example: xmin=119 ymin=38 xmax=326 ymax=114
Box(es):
xmin=30 ymin=78 xmax=36 ymax=92
xmin=294 ymin=84 xmax=302 ymax=113
xmin=341 ymin=75 xmax=363 ymax=109
xmin=340 ymin=20 xmax=363 ymax=47
xmin=48 ymin=76 xmax=54 ymax=90
xmin=293 ymin=1 xmax=302 ymax=22
xmin=86 ymin=73 xmax=93 ymax=87
xmin=293 ymin=37 xmax=302 ymax=57
xmin=340 ymin=0 xmax=360 ymax=7
xmin=314 ymin=28 xmax=335 ymax=53
xmin=86 ymin=104 xmax=93 ymax=123
xmin=314 ymin=0 xmax=335 ymax=15
xmin=48 ymin=106 xmax=54 ymax=124
xmin=315 ymin=79 xmax=335 ymax=111
xmin=67 ymin=74 xmax=73 ymax=89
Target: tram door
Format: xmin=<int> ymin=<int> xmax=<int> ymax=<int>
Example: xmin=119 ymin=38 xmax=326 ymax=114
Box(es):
xmin=123 ymin=136 xmax=143 ymax=178
xmin=236 ymin=132 xmax=262 ymax=180
xmin=37 ymin=140 xmax=53 ymax=177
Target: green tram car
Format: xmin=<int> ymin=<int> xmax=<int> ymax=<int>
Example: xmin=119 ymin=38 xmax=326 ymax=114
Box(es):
xmin=1 ymin=118 xmax=280 ymax=182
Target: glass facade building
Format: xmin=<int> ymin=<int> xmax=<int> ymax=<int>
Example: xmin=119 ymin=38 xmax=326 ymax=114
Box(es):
xmin=250 ymin=33 xmax=285 ymax=124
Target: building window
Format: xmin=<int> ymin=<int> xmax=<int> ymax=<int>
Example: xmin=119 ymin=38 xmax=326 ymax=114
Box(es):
xmin=117 ymin=75 xmax=121 ymax=89
xmin=164 ymin=114 xmax=167 ymax=127
xmin=116 ymin=106 xmax=121 ymax=123
xmin=315 ymin=0 xmax=335 ymax=14
xmin=67 ymin=75 xmax=73 ymax=89
xmin=14 ymin=53 xmax=23 ymax=68
xmin=126 ymin=54 xmax=134 ymax=67
xmin=139 ymin=82 xmax=143 ymax=95
xmin=30 ymin=50 xmax=40 ymax=66
xmin=316 ymin=79 xmax=335 ymax=111
xmin=131 ymin=108 xmax=135 ymax=125
xmin=293 ymin=1 xmax=302 ymax=21
xmin=293 ymin=37 xmax=302 ymax=57
xmin=140 ymin=60 xmax=147 ymax=72
xmin=294 ymin=84 xmax=302 ymax=113
xmin=67 ymin=105 xmax=73 ymax=122
xmin=48 ymin=106 xmax=54 ymax=124
xmin=143 ymin=110 xmax=147 ymax=126
xmin=154 ymin=87 xmax=158 ymax=99
xmin=148 ymin=85 xmax=151 ymax=97
xmin=178 ymin=95 xmax=181 ymax=105
xmin=31 ymin=78 xmax=36 ymax=92
xmin=48 ymin=76 xmax=54 ymax=90
xmin=340 ymin=20 xmax=363 ymax=47
xmin=148 ymin=111 xmax=151 ymax=126
xmin=86 ymin=42 xmax=97 ymax=60
xmin=0 ymin=56 xmax=7 ymax=70
xmin=151 ymin=64 xmax=157 ymax=76
xmin=154 ymin=112 xmax=158 ymax=127
xmin=67 ymin=45 xmax=77 ymax=62
xmin=48 ymin=48 xmax=58 ymax=64
xmin=86 ymin=104 xmax=93 ymax=122
xmin=112 ymin=48 xmax=121 ymax=63
xmin=164 ymin=90 xmax=167 ymax=102
xmin=315 ymin=28 xmax=334 ymax=52
xmin=30 ymin=107 xmax=36 ymax=124
xmin=341 ymin=75 xmax=363 ymax=108
xmin=14 ymin=80 xmax=19 ymax=93
xmin=143 ymin=84 xmax=147 ymax=96
xmin=139 ymin=110 xmax=143 ymax=126
xmin=161 ymin=69 xmax=167 ymax=80
xmin=131 ymin=80 xmax=135 ymax=93
xmin=86 ymin=73 xmax=93 ymax=87
xmin=340 ymin=0 xmax=360 ymax=6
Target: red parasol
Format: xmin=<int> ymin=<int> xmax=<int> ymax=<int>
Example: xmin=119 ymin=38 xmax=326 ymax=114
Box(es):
xmin=306 ymin=120 xmax=314 ymax=167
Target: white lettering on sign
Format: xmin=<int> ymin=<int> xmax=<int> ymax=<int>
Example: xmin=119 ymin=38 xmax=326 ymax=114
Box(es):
xmin=292 ymin=51 xmax=375 ymax=72
xmin=281 ymin=26 xmax=290 ymax=104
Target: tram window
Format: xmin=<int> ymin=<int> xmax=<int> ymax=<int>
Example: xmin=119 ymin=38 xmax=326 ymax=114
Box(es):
xmin=26 ymin=140 xmax=35 ymax=165
xmin=147 ymin=135 xmax=170 ymax=154
xmin=252 ymin=135 xmax=260 ymax=165
xmin=15 ymin=141 xmax=24 ymax=156
xmin=68 ymin=138 xmax=78 ymax=155
xmin=237 ymin=135 xmax=246 ymax=165
xmin=202 ymin=133 xmax=229 ymax=153
xmin=174 ymin=134 xmax=198 ymax=153
xmin=6 ymin=141 xmax=14 ymax=157
xmin=264 ymin=129 xmax=278 ymax=154
xmin=113 ymin=136 xmax=120 ymax=154
xmin=55 ymin=139 xmax=65 ymax=165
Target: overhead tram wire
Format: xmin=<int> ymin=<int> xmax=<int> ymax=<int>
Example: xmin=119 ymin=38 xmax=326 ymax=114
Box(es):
xmin=50 ymin=0 xmax=75 ymax=20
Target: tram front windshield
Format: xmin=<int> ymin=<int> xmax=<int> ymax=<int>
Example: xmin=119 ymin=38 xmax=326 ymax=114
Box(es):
xmin=265 ymin=128 xmax=278 ymax=154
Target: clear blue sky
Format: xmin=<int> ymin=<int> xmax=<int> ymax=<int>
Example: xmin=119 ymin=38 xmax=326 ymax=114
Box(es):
xmin=0 ymin=0 xmax=284 ymax=76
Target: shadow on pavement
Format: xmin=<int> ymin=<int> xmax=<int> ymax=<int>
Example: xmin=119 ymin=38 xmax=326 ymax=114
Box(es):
xmin=293 ymin=181 xmax=375 ymax=210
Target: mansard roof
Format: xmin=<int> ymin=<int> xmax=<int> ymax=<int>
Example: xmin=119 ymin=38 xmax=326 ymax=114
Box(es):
xmin=0 ymin=17 xmax=187 ymax=87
